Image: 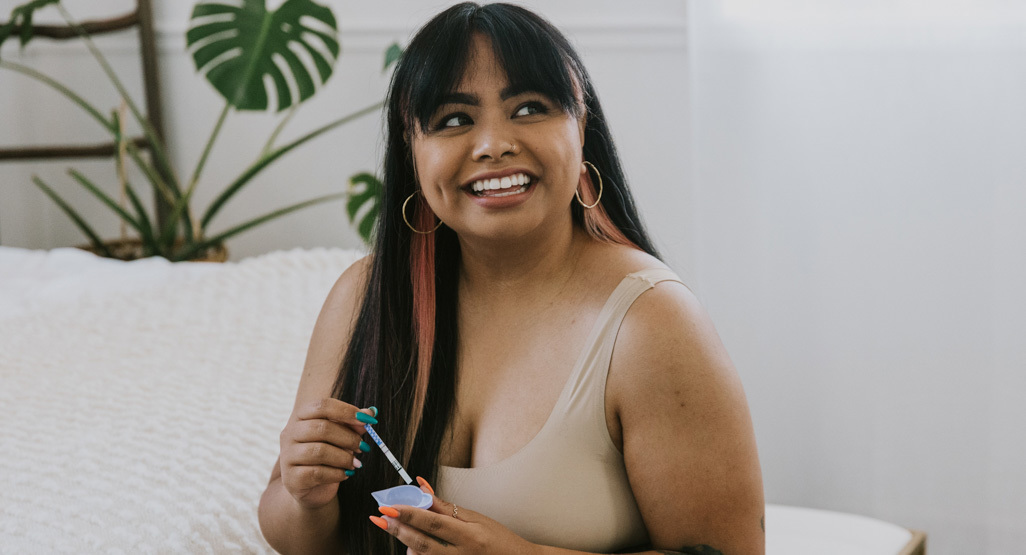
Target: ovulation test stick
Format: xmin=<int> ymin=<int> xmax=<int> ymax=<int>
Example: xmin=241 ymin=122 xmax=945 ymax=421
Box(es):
xmin=364 ymin=424 xmax=413 ymax=484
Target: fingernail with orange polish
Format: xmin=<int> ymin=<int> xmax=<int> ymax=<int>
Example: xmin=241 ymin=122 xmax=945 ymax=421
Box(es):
xmin=416 ymin=476 xmax=435 ymax=495
xmin=378 ymin=506 xmax=399 ymax=518
xmin=369 ymin=515 xmax=388 ymax=531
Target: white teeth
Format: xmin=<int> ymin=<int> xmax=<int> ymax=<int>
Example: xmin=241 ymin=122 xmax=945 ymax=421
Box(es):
xmin=469 ymin=173 xmax=532 ymax=194
xmin=491 ymin=186 xmax=527 ymax=197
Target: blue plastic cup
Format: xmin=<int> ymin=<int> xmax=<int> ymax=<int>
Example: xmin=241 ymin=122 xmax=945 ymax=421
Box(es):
xmin=371 ymin=484 xmax=433 ymax=509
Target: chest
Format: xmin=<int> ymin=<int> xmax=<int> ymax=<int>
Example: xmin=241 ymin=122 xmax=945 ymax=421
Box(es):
xmin=438 ymin=298 xmax=603 ymax=468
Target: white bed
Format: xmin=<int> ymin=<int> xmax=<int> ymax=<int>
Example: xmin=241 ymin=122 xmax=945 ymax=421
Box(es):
xmin=0 ymin=246 xmax=924 ymax=554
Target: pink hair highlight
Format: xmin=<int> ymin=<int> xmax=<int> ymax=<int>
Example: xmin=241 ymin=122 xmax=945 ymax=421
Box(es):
xmin=579 ymin=167 xmax=640 ymax=249
xmin=406 ymin=196 xmax=436 ymax=459
xmin=402 ymin=168 xmax=632 ymax=458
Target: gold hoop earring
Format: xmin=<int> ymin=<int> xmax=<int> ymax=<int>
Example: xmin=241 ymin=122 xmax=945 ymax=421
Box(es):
xmin=576 ymin=161 xmax=603 ymax=209
xmin=402 ymin=190 xmax=443 ymax=234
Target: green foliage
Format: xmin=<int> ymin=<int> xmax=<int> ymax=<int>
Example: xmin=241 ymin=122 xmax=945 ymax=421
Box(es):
xmin=1 ymin=0 xmax=392 ymax=261
xmin=342 ymin=42 xmax=403 ymax=247
xmin=347 ymin=173 xmax=382 ymax=245
xmin=0 ymin=0 xmax=60 ymax=52
xmin=187 ymin=0 xmax=339 ymax=112
xmin=383 ymin=43 xmax=402 ymax=72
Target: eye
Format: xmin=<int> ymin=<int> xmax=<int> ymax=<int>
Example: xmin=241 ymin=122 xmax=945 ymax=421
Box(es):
xmin=437 ymin=112 xmax=472 ymax=129
xmin=514 ymin=101 xmax=548 ymax=118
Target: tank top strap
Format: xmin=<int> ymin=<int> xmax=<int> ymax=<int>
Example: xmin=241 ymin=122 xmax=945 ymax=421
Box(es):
xmin=559 ymin=267 xmax=686 ymax=417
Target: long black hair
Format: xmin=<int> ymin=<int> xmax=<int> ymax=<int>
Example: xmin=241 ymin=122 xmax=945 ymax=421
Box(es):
xmin=331 ymin=3 xmax=658 ymax=552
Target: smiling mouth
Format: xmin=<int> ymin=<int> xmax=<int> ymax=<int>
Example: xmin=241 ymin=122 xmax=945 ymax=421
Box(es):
xmin=467 ymin=173 xmax=533 ymax=197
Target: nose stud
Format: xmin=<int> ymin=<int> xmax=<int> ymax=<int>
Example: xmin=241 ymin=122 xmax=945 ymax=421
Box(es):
xmin=477 ymin=141 xmax=518 ymax=160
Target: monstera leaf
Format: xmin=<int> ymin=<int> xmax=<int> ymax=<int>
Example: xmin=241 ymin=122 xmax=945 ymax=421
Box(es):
xmin=186 ymin=0 xmax=339 ymax=112
xmin=347 ymin=172 xmax=382 ymax=245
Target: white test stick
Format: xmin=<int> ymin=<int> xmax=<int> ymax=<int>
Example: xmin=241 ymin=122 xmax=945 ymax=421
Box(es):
xmin=364 ymin=424 xmax=413 ymax=484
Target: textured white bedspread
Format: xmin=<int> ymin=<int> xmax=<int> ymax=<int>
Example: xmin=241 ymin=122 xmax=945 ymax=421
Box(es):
xmin=0 ymin=246 xmax=916 ymax=554
xmin=0 ymin=247 xmax=363 ymax=553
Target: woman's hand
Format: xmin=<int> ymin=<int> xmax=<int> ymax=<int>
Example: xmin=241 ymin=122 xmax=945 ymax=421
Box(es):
xmin=278 ymin=399 xmax=376 ymax=509
xmin=371 ymin=478 xmax=541 ymax=555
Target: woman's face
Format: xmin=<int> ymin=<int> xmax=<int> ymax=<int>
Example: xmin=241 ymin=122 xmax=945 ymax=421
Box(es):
xmin=410 ymin=34 xmax=586 ymax=243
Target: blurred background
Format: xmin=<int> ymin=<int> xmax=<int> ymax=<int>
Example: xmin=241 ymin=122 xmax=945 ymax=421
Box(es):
xmin=1 ymin=1 xmax=1024 ymax=553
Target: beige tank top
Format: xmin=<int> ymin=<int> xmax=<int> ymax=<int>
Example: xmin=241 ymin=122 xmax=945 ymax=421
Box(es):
xmin=435 ymin=268 xmax=685 ymax=553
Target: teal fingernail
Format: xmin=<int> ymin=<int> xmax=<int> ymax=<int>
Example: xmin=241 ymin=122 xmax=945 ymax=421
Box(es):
xmin=356 ymin=412 xmax=378 ymax=425
xmin=369 ymin=406 xmax=378 ymax=417
xmin=345 ymin=469 xmax=355 ymax=477
xmin=360 ymin=441 xmax=371 ymax=453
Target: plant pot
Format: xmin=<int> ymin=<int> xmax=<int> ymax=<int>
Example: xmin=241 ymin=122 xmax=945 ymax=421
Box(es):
xmin=75 ymin=238 xmax=228 ymax=263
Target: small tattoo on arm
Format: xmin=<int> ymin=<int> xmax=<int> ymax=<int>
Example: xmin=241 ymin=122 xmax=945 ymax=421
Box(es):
xmin=761 ymin=514 xmax=765 ymax=532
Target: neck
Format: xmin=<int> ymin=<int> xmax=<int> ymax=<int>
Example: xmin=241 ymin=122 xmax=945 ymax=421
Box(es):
xmin=457 ymin=218 xmax=587 ymax=303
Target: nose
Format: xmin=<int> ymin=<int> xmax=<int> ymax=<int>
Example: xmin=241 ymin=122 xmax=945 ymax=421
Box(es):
xmin=471 ymin=122 xmax=518 ymax=161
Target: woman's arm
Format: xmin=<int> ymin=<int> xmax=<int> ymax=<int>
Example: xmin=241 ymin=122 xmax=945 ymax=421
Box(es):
xmin=258 ymin=257 xmax=372 ymax=554
xmin=259 ymin=459 xmax=344 ymax=555
xmin=605 ymin=280 xmax=765 ymax=555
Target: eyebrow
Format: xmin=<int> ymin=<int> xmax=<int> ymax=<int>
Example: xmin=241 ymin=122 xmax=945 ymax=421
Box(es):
xmin=438 ymin=85 xmax=535 ymax=107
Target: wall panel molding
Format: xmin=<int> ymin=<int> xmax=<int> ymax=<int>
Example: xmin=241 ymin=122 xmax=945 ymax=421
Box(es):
xmin=0 ymin=19 xmax=685 ymax=56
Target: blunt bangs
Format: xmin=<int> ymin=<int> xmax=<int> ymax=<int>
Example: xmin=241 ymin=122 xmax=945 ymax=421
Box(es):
xmin=392 ymin=2 xmax=586 ymax=135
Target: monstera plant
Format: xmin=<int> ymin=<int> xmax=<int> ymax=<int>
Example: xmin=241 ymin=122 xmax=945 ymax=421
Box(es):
xmin=0 ymin=0 xmax=394 ymax=260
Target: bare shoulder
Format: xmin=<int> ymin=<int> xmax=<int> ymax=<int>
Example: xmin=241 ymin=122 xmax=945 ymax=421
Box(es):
xmin=610 ymin=275 xmax=734 ymax=402
xmin=607 ymin=272 xmax=765 ymax=552
xmin=291 ymin=255 xmax=373 ymax=412
xmin=320 ymin=255 xmax=373 ymax=321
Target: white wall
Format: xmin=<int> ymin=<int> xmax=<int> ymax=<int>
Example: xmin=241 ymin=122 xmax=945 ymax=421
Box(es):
xmin=0 ymin=0 xmax=688 ymax=266
xmin=689 ymin=1 xmax=1026 ymax=553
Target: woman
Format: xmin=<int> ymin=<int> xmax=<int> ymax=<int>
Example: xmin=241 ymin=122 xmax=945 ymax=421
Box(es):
xmin=258 ymin=3 xmax=764 ymax=554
